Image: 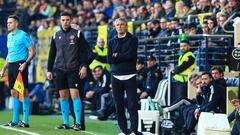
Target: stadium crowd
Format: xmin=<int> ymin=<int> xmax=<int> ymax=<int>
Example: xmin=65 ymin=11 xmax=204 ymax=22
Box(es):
xmin=0 ymin=0 xmax=240 ymax=134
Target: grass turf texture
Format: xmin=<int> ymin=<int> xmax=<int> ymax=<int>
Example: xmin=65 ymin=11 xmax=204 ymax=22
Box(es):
xmin=0 ymin=111 xmax=118 ymax=135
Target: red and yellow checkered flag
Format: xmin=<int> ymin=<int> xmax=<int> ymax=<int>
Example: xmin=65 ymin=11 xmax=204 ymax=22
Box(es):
xmin=13 ymin=72 xmax=24 ymax=101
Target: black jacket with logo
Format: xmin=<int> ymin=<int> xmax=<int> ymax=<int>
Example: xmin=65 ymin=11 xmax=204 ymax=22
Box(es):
xmin=47 ymin=27 xmax=88 ymax=72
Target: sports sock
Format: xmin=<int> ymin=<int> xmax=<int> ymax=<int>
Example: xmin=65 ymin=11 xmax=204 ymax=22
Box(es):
xmin=12 ymin=98 xmax=21 ymax=124
xmin=23 ymin=97 xmax=30 ymax=124
xmin=60 ymin=99 xmax=70 ymax=126
xmin=73 ymin=98 xmax=82 ymax=124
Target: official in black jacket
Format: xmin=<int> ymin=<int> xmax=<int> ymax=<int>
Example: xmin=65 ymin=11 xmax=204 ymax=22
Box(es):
xmin=47 ymin=12 xmax=88 ymax=130
xmin=107 ymin=17 xmax=142 ymax=135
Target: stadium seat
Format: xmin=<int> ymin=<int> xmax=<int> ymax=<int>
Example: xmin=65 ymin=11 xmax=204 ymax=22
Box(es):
xmin=138 ymin=79 xmax=168 ymax=135
xmin=140 ymin=79 xmax=168 ymax=110
xmin=138 ymin=110 xmax=160 ymax=135
xmin=197 ymin=112 xmax=230 ymax=135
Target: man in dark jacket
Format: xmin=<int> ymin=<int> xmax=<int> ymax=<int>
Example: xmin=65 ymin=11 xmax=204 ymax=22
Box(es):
xmin=211 ymin=66 xmax=227 ymax=88
xmin=140 ymin=55 xmax=163 ymax=99
xmin=47 ymin=12 xmax=88 ymax=130
xmin=195 ymin=72 xmax=226 ymax=114
xmin=181 ymin=72 xmax=226 ymax=134
xmin=107 ymin=17 xmax=142 ymax=135
xmin=136 ymin=58 xmax=147 ymax=100
xmin=184 ymin=72 xmax=226 ymax=133
xmin=86 ymin=66 xmax=111 ymax=111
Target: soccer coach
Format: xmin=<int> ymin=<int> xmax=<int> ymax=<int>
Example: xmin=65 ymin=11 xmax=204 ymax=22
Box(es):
xmin=107 ymin=17 xmax=142 ymax=135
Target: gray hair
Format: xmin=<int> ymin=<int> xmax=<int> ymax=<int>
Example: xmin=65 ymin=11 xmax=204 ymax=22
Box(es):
xmin=114 ymin=17 xmax=128 ymax=25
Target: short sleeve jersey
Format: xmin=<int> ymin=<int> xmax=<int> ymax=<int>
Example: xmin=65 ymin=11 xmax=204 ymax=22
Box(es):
xmin=7 ymin=29 xmax=33 ymax=63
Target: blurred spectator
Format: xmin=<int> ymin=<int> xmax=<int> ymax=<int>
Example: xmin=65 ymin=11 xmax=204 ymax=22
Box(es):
xmin=113 ymin=0 xmax=122 ymax=9
xmin=89 ymin=37 xmax=110 ymax=71
xmin=189 ymin=23 xmax=198 ymax=34
xmin=151 ymin=2 xmax=165 ymax=19
xmin=198 ymin=0 xmax=211 ymax=13
xmin=148 ymin=19 xmax=161 ymax=38
xmin=140 ymin=55 xmax=163 ymax=98
xmin=182 ymin=3 xmax=193 ymax=16
xmin=83 ymin=0 xmax=94 ymax=12
xmin=213 ymin=12 xmax=227 ymax=34
xmin=228 ymin=0 xmax=240 ymax=15
xmin=137 ymin=5 xmax=150 ymax=20
xmin=170 ymin=17 xmax=181 ymax=35
xmin=163 ymin=0 xmax=176 ymax=19
xmin=159 ymin=17 xmax=169 ymax=37
xmin=103 ymin=0 xmax=114 ymax=19
xmin=213 ymin=0 xmax=227 ymax=14
xmin=136 ymin=58 xmax=147 ymax=100
xmin=182 ymin=23 xmax=190 ymax=34
xmin=175 ymin=0 xmax=185 ymax=17
xmin=47 ymin=18 xmax=60 ymax=31
xmin=86 ymin=66 xmax=111 ymax=112
xmin=211 ymin=66 xmax=227 ymax=89
xmin=201 ymin=21 xmax=210 ymax=34
xmin=207 ymin=17 xmax=217 ymax=34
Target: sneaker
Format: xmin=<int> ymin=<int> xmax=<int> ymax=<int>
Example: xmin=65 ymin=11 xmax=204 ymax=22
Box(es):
xmin=118 ymin=133 xmax=126 ymax=135
xmin=73 ymin=123 xmax=81 ymax=131
xmin=17 ymin=121 xmax=30 ymax=128
xmin=3 ymin=121 xmax=18 ymax=127
xmin=55 ymin=124 xmax=70 ymax=129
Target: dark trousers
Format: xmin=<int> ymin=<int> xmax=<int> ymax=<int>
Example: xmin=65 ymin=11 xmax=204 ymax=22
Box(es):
xmin=231 ymin=113 xmax=240 ymax=135
xmin=173 ymin=82 xmax=187 ymax=102
xmin=231 ymin=122 xmax=240 ymax=135
xmin=111 ymin=75 xmax=138 ymax=134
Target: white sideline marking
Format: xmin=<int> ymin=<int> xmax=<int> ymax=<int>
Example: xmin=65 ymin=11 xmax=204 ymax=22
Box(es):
xmin=82 ymin=131 xmax=98 ymax=135
xmin=0 ymin=125 xmax=40 ymax=135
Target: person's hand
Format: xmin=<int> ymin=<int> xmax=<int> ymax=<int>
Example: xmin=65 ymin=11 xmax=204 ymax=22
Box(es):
xmin=79 ymin=66 xmax=87 ymax=79
xmin=194 ymin=108 xmax=200 ymax=119
xmin=196 ymin=87 xmax=201 ymax=94
xmin=140 ymin=91 xmax=148 ymax=99
xmin=47 ymin=72 xmax=53 ymax=80
xmin=18 ymin=62 xmax=27 ymax=72
xmin=86 ymin=91 xmax=94 ymax=99
xmin=0 ymin=69 xmax=5 ymax=78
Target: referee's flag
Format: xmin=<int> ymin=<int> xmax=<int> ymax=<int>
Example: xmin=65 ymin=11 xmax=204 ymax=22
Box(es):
xmin=13 ymin=72 xmax=24 ymax=101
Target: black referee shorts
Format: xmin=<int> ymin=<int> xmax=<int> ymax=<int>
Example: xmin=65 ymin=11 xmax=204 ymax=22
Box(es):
xmin=8 ymin=60 xmax=28 ymax=90
xmin=54 ymin=68 xmax=81 ymax=91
